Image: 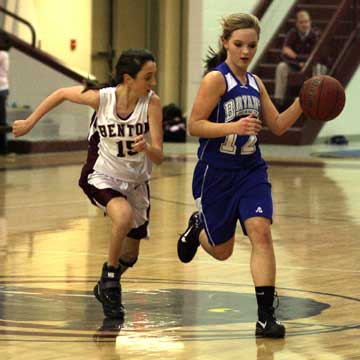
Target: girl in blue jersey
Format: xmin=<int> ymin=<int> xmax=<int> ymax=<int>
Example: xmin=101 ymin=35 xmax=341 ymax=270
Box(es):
xmin=177 ymin=13 xmax=303 ymax=338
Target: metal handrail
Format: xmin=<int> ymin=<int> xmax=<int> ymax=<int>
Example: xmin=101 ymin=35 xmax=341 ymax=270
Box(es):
xmin=0 ymin=5 xmax=36 ymax=46
xmin=353 ymin=0 xmax=358 ymax=32
xmin=252 ymin=0 xmax=273 ymax=20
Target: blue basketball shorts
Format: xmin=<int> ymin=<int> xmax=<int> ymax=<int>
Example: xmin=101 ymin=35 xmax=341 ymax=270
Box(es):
xmin=192 ymin=161 xmax=273 ymax=246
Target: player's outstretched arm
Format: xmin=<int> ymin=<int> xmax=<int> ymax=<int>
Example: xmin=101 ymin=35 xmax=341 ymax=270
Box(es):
xmin=254 ymin=74 xmax=302 ymax=136
xmin=12 ymin=86 xmax=99 ymax=138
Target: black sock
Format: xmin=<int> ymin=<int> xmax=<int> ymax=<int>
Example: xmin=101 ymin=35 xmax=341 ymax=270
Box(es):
xmin=255 ymin=286 xmax=275 ymax=321
xmin=101 ymin=262 xmax=121 ymax=281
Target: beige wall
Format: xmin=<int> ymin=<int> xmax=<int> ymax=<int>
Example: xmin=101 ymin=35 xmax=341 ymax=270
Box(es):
xmin=9 ymin=0 xmax=93 ymax=74
xmin=157 ymin=0 xmax=182 ymax=107
xmin=110 ymin=0 xmax=182 ymax=106
xmin=9 ymin=0 xmax=183 ymax=107
xmin=34 ymin=0 xmax=92 ymax=73
xmin=91 ymin=0 xmax=111 ymax=83
xmin=113 ymin=0 xmax=147 ymax=58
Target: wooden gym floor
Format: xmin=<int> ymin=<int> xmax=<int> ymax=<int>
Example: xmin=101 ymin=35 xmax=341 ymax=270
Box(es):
xmin=0 ymin=143 xmax=359 ymax=359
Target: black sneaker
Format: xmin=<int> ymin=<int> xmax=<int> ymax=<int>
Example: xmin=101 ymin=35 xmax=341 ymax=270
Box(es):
xmin=255 ymin=308 xmax=285 ymax=338
xmin=177 ymin=211 xmax=202 ymax=263
xmin=93 ymin=263 xmax=125 ymax=319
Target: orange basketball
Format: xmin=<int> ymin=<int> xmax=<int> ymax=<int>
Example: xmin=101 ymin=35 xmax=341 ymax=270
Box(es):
xmin=299 ymin=75 xmax=346 ymax=121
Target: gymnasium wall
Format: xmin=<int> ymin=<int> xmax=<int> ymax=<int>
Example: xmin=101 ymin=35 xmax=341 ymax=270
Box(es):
xmin=4 ymin=0 xmax=93 ymax=141
xmin=4 ymin=0 xmax=92 ymax=74
xmin=8 ymin=48 xmax=92 ymax=141
xmin=3 ymin=0 xmax=359 ymax=142
xmin=317 ymin=69 xmax=360 ymax=141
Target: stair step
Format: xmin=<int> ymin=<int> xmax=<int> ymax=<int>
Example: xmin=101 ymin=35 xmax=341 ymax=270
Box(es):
xmin=287 ymin=17 xmax=353 ymax=25
xmin=263 ymin=48 xmax=282 ymax=63
xmin=286 ymin=19 xmax=331 ymax=27
xmin=262 ymin=78 xmax=275 ymax=94
xmin=298 ymin=0 xmax=343 ymax=4
xmin=300 ymin=0 xmax=342 ymax=4
xmin=262 ymin=126 xmax=303 ymax=132
xmin=258 ymin=127 xmax=303 ymax=145
xmin=274 ymin=23 xmax=351 ymax=47
xmin=295 ymin=4 xmax=338 ymax=10
xmin=264 ymin=31 xmax=350 ymax=64
xmin=262 ymin=77 xmax=302 ymax=99
xmin=294 ymin=6 xmax=337 ymax=21
xmin=257 ymin=63 xmax=277 ymax=78
xmin=8 ymin=139 xmax=87 ymax=154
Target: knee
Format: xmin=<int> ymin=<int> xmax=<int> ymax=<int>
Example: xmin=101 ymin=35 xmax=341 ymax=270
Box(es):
xmin=113 ymin=214 xmax=133 ymax=232
xmin=251 ymin=230 xmax=273 ymax=249
xmin=110 ymin=201 xmax=134 ymax=228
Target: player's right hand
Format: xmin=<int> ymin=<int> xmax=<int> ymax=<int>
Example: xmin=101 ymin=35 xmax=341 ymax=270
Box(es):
xmin=12 ymin=119 xmax=33 ymax=137
xmin=232 ymin=113 xmax=262 ymax=136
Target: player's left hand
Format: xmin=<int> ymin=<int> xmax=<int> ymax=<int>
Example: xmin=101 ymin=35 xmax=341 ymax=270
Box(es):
xmin=12 ymin=119 xmax=34 ymax=137
xmin=132 ymin=135 xmax=148 ymax=153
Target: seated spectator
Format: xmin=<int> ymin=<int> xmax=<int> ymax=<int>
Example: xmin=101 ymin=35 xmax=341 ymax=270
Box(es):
xmin=274 ymin=10 xmax=327 ymax=109
xmin=162 ymin=103 xmax=186 ymax=142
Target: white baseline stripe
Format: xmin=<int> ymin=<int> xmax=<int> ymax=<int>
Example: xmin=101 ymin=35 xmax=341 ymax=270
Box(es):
xmin=8 ymin=249 xmax=360 ymax=274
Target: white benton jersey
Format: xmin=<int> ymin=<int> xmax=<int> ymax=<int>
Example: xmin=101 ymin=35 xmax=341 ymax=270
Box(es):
xmin=88 ymin=87 xmax=153 ymax=183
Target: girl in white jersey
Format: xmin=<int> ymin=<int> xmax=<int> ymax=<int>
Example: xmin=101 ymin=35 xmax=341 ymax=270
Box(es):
xmin=12 ymin=48 xmax=164 ymax=320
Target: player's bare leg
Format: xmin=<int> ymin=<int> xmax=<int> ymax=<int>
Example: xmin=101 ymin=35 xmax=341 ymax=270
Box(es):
xmin=245 ymin=217 xmax=276 ymax=285
xmin=118 ymin=237 xmax=140 ymax=274
xmin=107 ymin=198 xmax=134 ymax=266
xmin=245 ymin=217 xmax=285 ymax=338
xmin=198 ymin=232 xmax=234 ymax=260
xmin=94 ymin=197 xmax=133 ymax=319
xmin=177 ymin=211 xmax=234 ymax=262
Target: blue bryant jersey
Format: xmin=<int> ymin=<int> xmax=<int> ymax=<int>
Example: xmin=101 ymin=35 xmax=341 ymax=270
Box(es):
xmin=197 ymin=62 xmax=265 ymax=169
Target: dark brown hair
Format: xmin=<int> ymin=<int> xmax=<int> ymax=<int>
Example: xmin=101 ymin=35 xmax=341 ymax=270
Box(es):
xmin=83 ymin=48 xmax=155 ymax=92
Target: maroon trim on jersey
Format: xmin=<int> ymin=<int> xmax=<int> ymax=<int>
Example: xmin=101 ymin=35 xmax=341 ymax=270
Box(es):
xmin=89 ymin=111 xmax=97 ymax=128
xmin=83 ymin=185 xmax=126 ymax=207
xmin=116 ymin=111 xmax=133 ymax=120
xmin=78 ymin=113 xmax=100 ymax=192
xmin=128 ymin=221 xmax=148 ymax=240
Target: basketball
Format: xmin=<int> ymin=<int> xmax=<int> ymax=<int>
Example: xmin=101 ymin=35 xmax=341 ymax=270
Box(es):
xmin=299 ymin=75 xmax=346 ymax=121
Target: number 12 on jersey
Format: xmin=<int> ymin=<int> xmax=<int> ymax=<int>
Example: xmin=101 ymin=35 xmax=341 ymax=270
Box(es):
xmin=220 ymin=135 xmax=257 ymax=155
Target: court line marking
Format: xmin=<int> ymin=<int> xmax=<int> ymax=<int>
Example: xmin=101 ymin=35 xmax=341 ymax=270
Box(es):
xmin=6 ymin=249 xmax=360 ymax=274
xmin=4 ymin=196 xmax=360 ymax=225
xmin=0 ymin=290 xmax=93 ymax=298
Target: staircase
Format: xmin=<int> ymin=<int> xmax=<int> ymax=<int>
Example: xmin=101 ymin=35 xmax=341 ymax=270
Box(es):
xmin=253 ymin=0 xmax=360 ymax=145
